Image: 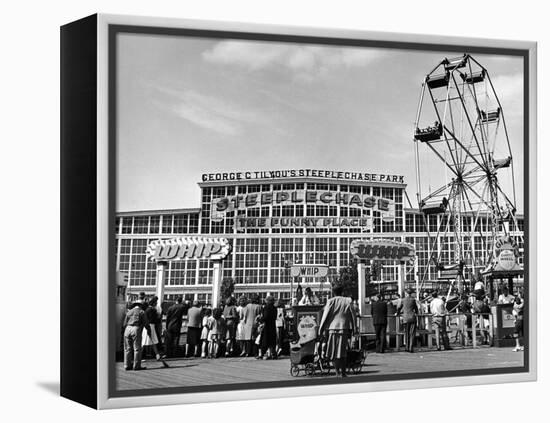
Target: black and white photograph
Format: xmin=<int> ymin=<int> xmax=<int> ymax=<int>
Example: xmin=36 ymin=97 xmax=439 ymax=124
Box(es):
xmin=110 ymin=22 xmax=530 ymax=398
xmin=5 ymin=0 xmax=548 ymax=419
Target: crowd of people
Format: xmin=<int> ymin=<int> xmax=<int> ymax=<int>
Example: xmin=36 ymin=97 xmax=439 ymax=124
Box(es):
xmin=122 ymin=292 xmax=289 ymax=371
xmin=368 ymin=284 xmax=525 ymax=354
xmin=122 ymin=282 xmax=525 ymax=374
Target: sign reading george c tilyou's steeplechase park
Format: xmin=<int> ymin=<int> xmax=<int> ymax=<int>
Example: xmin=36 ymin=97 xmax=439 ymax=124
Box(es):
xmin=201 ymin=169 xmax=405 ymax=184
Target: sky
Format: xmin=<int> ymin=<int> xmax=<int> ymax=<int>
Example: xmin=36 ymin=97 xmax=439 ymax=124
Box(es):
xmin=116 ymin=33 xmax=524 ymax=213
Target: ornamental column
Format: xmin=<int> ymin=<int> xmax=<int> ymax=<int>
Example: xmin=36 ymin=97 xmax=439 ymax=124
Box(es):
xmin=357 ymin=262 xmax=366 ymax=315
xmin=212 ymin=261 xmax=222 ymax=308
xmin=397 ymin=261 xmax=405 ymax=297
xmin=155 ymin=260 xmax=168 ymax=302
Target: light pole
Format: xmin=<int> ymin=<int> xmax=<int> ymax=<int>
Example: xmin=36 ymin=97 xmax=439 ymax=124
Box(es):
xmin=284 ymin=255 xmax=292 ymax=305
xmin=320 ymin=252 xmax=328 ymax=303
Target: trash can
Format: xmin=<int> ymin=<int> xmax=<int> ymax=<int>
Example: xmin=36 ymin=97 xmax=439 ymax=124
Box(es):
xmin=491 ymin=303 xmax=516 ymax=347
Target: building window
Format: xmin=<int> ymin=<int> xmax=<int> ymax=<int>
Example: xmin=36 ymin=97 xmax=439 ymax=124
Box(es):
xmin=121 ymin=217 xmax=133 ymax=234
xmin=149 ymin=215 xmax=160 ymax=234
xmin=133 ymin=216 xmax=148 ymax=234
xmin=162 ymin=215 xmax=173 ymax=233
xmin=173 ymin=214 xmax=187 ymax=233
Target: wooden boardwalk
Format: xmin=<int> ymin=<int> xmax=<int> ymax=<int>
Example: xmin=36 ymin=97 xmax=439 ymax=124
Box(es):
xmin=116 ymin=347 xmax=523 ymax=391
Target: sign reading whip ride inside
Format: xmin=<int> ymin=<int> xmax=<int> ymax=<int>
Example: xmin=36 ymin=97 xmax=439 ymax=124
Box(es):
xmin=147 ymin=237 xmax=231 ymax=261
xmin=350 ymin=239 xmax=415 ymax=262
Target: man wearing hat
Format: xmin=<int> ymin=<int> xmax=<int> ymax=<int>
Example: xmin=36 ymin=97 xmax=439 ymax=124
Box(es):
xmin=186 ymin=300 xmax=203 ymax=357
xmin=430 ymin=290 xmax=452 ymax=350
xmin=396 ymin=288 xmax=419 ymax=353
xmin=123 ymin=300 xmax=147 ymax=370
xmin=164 ymin=296 xmax=187 ymax=358
xmin=498 ymin=286 xmax=515 ymax=304
xmin=371 ymin=294 xmax=388 ymax=353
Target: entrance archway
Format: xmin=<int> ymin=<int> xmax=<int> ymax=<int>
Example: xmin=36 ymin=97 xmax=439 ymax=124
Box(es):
xmin=350 ymin=239 xmax=416 ymax=315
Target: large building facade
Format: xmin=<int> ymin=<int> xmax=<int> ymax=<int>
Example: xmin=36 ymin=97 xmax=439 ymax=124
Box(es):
xmin=116 ymin=170 xmax=524 ymax=304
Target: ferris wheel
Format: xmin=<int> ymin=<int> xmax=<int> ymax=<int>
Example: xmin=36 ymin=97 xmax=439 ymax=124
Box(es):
xmin=413 ymin=54 xmax=520 ymax=290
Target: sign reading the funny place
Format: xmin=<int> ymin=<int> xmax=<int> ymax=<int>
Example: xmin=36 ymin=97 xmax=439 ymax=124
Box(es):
xmin=234 ymin=216 xmax=373 ymax=230
xmin=350 ymin=239 xmax=415 ymax=262
xmin=147 ymin=237 xmax=231 ymax=261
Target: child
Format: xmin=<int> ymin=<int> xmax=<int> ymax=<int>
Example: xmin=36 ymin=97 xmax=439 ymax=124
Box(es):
xmin=254 ymin=314 xmax=264 ymax=359
xmin=200 ymin=308 xmax=212 ymax=358
xmin=275 ymin=300 xmax=285 ymax=357
xmin=512 ymin=295 xmax=524 ymax=352
xmin=207 ymin=308 xmax=224 ymax=358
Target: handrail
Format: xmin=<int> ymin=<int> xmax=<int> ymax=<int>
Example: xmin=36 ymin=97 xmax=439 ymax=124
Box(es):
xmin=356 ymin=312 xmax=494 ymax=350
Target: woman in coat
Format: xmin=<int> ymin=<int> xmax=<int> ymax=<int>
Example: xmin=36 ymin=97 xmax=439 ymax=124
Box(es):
xmin=236 ymin=296 xmax=247 ymax=355
xmin=318 ymin=284 xmax=357 ymax=377
xmin=223 ymin=296 xmax=239 ymax=356
xmin=260 ymin=295 xmax=278 ymax=359
xmin=240 ymin=294 xmax=263 ymax=357
xmin=142 ymin=297 xmax=168 ymax=366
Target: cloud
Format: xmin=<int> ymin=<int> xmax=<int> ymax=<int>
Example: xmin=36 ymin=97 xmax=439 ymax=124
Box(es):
xmin=489 ymin=73 xmax=523 ymax=116
xmin=202 ymin=41 xmax=384 ymax=81
xmin=154 ymin=86 xmax=265 ymax=136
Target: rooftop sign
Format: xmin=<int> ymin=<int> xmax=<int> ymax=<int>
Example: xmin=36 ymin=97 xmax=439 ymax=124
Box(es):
xmin=211 ymin=190 xmax=396 ymax=223
xmin=201 ymin=169 xmax=404 ymax=184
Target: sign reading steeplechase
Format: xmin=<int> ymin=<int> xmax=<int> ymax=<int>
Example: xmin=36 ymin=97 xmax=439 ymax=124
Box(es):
xmin=202 ymin=169 xmax=405 ymax=184
xmin=211 ymin=189 xmax=395 ymax=224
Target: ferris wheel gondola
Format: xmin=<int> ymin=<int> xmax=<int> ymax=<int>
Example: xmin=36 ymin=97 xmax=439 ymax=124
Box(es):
xmin=413 ymin=54 xmax=521 ymax=293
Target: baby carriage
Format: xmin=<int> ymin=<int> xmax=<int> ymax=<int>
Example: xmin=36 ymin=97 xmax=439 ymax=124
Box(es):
xmin=289 ymin=339 xmax=331 ymax=377
xmin=345 ymin=345 xmax=367 ymax=375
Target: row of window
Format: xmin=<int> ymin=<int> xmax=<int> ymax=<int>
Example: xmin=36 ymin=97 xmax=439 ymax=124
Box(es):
xmin=117 ymin=233 xmax=523 ymax=287
xmin=118 ymin=214 xmax=199 ymax=235
xmin=405 ymin=213 xmax=525 ymax=233
xmin=144 ymin=291 xmax=296 ymax=305
xmin=116 ymin=210 xmax=523 ymax=237
xmin=201 ymin=184 xmax=404 ymax=198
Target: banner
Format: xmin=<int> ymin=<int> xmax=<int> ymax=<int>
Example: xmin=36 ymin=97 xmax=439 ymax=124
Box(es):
xmin=235 ymin=216 xmax=373 ymax=230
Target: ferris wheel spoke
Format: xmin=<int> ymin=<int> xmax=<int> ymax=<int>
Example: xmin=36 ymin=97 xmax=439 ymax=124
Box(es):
xmin=484 ymin=72 xmax=517 ymax=206
xmin=464 ymin=60 xmax=490 ymax=161
xmin=450 ymin=73 xmax=490 ymax=171
xmin=442 ymin=125 xmax=486 ymax=171
xmin=423 ymin=139 xmax=460 ymax=178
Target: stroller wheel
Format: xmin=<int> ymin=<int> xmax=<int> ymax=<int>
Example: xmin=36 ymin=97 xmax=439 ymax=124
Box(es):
xmin=290 ymin=364 xmax=300 ymax=377
xmin=352 ymin=364 xmax=362 ymax=374
xmin=319 ymin=359 xmax=331 ymax=375
xmin=305 ymin=363 xmax=316 ymax=376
